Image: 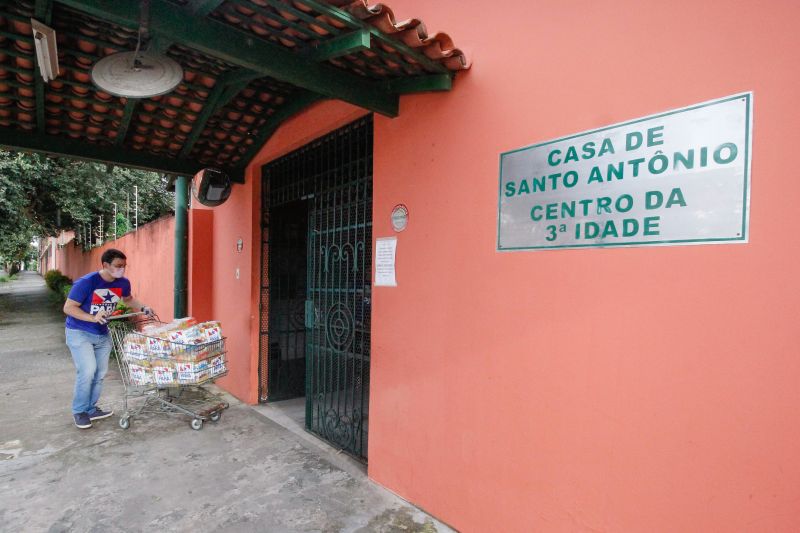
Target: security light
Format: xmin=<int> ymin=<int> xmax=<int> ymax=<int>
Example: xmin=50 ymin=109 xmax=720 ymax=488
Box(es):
xmin=192 ymin=168 xmax=232 ymax=207
xmin=31 ymin=19 xmax=59 ymax=82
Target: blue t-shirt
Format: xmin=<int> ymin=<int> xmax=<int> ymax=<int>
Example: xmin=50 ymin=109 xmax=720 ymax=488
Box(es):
xmin=65 ymin=272 xmax=131 ymax=335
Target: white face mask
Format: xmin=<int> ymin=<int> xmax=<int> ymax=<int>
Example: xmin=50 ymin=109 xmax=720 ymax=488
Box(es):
xmin=108 ymin=266 xmax=125 ymax=279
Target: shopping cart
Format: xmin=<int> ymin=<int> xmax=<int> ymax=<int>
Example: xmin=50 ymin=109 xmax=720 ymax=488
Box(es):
xmin=108 ymin=313 xmax=229 ymax=430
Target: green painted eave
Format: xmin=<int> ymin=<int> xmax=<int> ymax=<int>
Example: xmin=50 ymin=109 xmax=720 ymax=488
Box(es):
xmin=0 ymin=128 xmax=243 ymax=182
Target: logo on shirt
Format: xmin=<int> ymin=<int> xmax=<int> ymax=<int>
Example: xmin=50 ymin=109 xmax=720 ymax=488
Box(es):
xmin=90 ymin=288 xmax=122 ymax=315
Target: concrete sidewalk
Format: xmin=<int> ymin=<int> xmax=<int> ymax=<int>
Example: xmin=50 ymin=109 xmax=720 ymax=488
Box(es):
xmin=0 ymin=272 xmax=449 ymax=533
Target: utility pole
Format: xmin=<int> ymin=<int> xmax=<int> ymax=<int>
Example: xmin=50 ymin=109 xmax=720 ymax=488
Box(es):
xmin=88 ymin=223 xmax=92 ymax=249
xmin=113 ymin=203 xmax=117 ymax=240
xmin=99 ymin=215 xmax=103 ymax=246
xmin=134 ymin=185 xmax=139 ymax=230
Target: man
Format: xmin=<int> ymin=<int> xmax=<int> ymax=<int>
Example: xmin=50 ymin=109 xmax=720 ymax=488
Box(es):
xmin=63 ymin=248 xmax=154 ymax=429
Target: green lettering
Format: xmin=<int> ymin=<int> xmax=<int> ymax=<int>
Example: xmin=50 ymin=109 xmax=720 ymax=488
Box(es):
xmin=564 ymin=146 xmax=579 ymax=164
xmin=645 ymin=190 xmax=663 ymax=209
xmin=647 ymin=126 xmax=664 ymax=146
xmin=587 ymin=166 xmax=604 ymax=184
xmin=622 ymin=218 xmax=639 ymax=237
xmin=598 ymin=138 xmax=615 ymax=157
xmin=616 ymin=194 xmax=634 ymax=213
xmin=561 ymin=201 xmax=575 ymax=219
xmin=606 ymin=162 xmax=624 ymax=181
xmin=713 ymin=143 xmax=738 ymax=164
xmin=665 ymin=188 xmax=687 ymax=208
xmin=626 ymin=131 xmax=643 ymax=151
xmin=517 ymin=180 xmax=530 ymax=195
xmin=504 ymin=182 xmax=516 ymax=197
xmin=547 ymin=149 xmax=562 ymax=166
xmin=546 ymin=203 xmax=558 ymax=220
xmin=601 ymin=220 xmax=619 ymax=238
xmin=563 ymin=170 xmax=579 ymax=188
xmin=644 ymin=216 xmax=660 ymax=236
xmin=582 ymin=142 xmax=596 ymax=160
xmin=597 ymin=197 xmax=612 ymax=214
xmin=673 ymin=149 xmax=694 ymax=170
xmin=531 ymin=205 xmax=543 ymax=221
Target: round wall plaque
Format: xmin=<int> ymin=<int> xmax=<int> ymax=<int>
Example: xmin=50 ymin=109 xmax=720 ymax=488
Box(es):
xmin=391 ymin=204 xmax=408 ymax=232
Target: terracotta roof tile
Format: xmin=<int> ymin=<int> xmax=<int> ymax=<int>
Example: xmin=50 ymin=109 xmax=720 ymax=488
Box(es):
xmin=0 ymin=0 xmax=469 ymax=175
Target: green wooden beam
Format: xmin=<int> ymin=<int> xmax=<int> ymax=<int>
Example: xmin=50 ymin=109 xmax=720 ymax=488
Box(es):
xmin=305 ymin=29 xmax=370 ymax=62
xmin=190 ymin=0 xmax=226 ymax=17
xmin=293 ymin=0 xmax=449 ymax=75
xmin=147 ymin=35 xmax=172 ymax=54
xmin=35 ymin=82 xmax=45 ymax=134
xmin=235 ymin=91 xmax=325 ymax=170
xmin=115 ymin=38 xmax=173 ymax=146
xmin=0 ymin=128 xmax=243 ymax=181
xmin=115 ymin=99 xmax=137 ymax=146
xmin=385 ymin=73 xmax=453 ymax=94
xmin=223 ymin=69 xmax=265 ymax=87
xmin=54 ymin=0 xmax=399 ymax=116
xmin=177 ymin=69 xmax=257 ymax=158
xmin=34 ymin=0 xmax=54 ymax=22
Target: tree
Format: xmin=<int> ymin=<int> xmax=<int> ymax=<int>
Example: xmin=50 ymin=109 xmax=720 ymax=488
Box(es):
xmin=0 ymin=150 xmax=175 ymax=261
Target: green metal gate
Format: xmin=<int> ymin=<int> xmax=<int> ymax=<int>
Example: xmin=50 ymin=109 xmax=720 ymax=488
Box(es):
xmin=261 ymin=116 xmax=372 ymax=459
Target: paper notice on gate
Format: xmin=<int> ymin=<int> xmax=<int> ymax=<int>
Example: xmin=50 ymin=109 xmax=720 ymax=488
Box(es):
xmin=375 ymin=237 xmax=397 ymax=287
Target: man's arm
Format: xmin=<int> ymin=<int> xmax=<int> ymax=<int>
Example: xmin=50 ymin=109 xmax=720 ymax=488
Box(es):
xmin=123 ymin=295 xmax=151 ymax=314
xmin=64 ymin=298 xmax=108 ymax=324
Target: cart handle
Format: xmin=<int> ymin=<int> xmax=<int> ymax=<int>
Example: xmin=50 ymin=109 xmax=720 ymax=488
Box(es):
xmin=107 ymin=311 xmax=147 ymax=321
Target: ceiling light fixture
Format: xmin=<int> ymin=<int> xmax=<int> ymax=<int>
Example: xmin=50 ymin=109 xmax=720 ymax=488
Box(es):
xmin=91 ymin=0 xmax=183 ymax=98
xmin=31 ymin=19 xmax=59 ymax=82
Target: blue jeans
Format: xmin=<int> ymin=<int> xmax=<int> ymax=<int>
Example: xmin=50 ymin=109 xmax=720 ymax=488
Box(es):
xmin=65 ymin=328 xmax=112 ymax=415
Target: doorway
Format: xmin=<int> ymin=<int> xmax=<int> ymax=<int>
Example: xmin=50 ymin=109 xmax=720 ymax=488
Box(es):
xmin=260 ymin=116 xmax=373 ymax=460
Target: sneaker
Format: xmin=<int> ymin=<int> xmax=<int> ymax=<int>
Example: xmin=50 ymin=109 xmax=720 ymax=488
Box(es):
xmin=88 ymin=407 xmax=114 ymax=421
xmin=73 ymin=413 xmax=92 ymax=429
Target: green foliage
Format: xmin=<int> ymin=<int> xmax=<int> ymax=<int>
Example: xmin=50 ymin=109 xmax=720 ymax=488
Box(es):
xmin=0 ymin=274 xmax=18 ymax=283
xmin=44 ymin=269 xmax=72 ymax=294
xmin=0 ymin=150 xmax=174 ymax=256
xmin=61 ymin=283 xmax=73 ymax=302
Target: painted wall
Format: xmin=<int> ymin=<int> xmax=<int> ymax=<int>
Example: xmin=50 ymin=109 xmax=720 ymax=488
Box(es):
xmin=49 ymin=216 xmax=176 ymax=322
xmin=217 ymin=0 xmax=800 ymax=530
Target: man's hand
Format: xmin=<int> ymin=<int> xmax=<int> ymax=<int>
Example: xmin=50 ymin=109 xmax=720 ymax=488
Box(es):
xmin=94 ymin=309 xmax=108 ymax=325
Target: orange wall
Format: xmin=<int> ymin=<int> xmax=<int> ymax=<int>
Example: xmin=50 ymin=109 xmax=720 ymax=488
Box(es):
xmin=365 ymin=1 xmax=800 ymax=531
xmin=52 ymin=216 xmax=176 ymax=322
xmin=221 ymin=0 xmax=800 ymax=530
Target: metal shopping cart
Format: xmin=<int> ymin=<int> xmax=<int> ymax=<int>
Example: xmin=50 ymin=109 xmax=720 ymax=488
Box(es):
xmin=108 ymin=313 xmax=229 ymax=430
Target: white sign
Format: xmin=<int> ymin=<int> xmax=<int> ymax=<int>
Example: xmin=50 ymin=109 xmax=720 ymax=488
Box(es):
xmin=498 ymin=93 xmax=752 ymax=251
xmin=375 ymin=237 xmax=397 ymax=287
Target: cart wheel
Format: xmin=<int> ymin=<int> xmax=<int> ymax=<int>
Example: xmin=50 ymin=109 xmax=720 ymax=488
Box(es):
xmin=119 ymin=417 xmax=130 ymax=430
xmin=209 ymin=411 xmax=221 ymax=422
xmin=190 ymin=418 xmax=203 ymax=430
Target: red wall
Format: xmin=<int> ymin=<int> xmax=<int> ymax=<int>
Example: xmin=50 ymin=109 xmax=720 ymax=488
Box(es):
xmin=51 ymin=216 xmax=176 ymax=322
xmin=188 ymin=208 xmax=214 ymax=323
xmin=218 ymin=0 xmax=800 ymax=530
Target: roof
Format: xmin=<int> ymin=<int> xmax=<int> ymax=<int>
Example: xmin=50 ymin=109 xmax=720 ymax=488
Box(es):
xmin=0 ymin=0 xmax=469 ymax=181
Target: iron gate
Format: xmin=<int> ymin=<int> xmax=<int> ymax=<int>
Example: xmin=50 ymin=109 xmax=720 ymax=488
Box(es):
xmin=261 ymin=116 xmax=372 ymax=459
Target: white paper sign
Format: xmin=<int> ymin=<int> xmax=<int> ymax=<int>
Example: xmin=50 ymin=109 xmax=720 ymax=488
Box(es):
xmin=375 ymin=237 xmax=397 ymax=287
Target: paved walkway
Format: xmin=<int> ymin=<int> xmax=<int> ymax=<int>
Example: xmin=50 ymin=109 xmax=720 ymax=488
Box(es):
xmin=0 ymin=272 xmax=448 ymax=533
